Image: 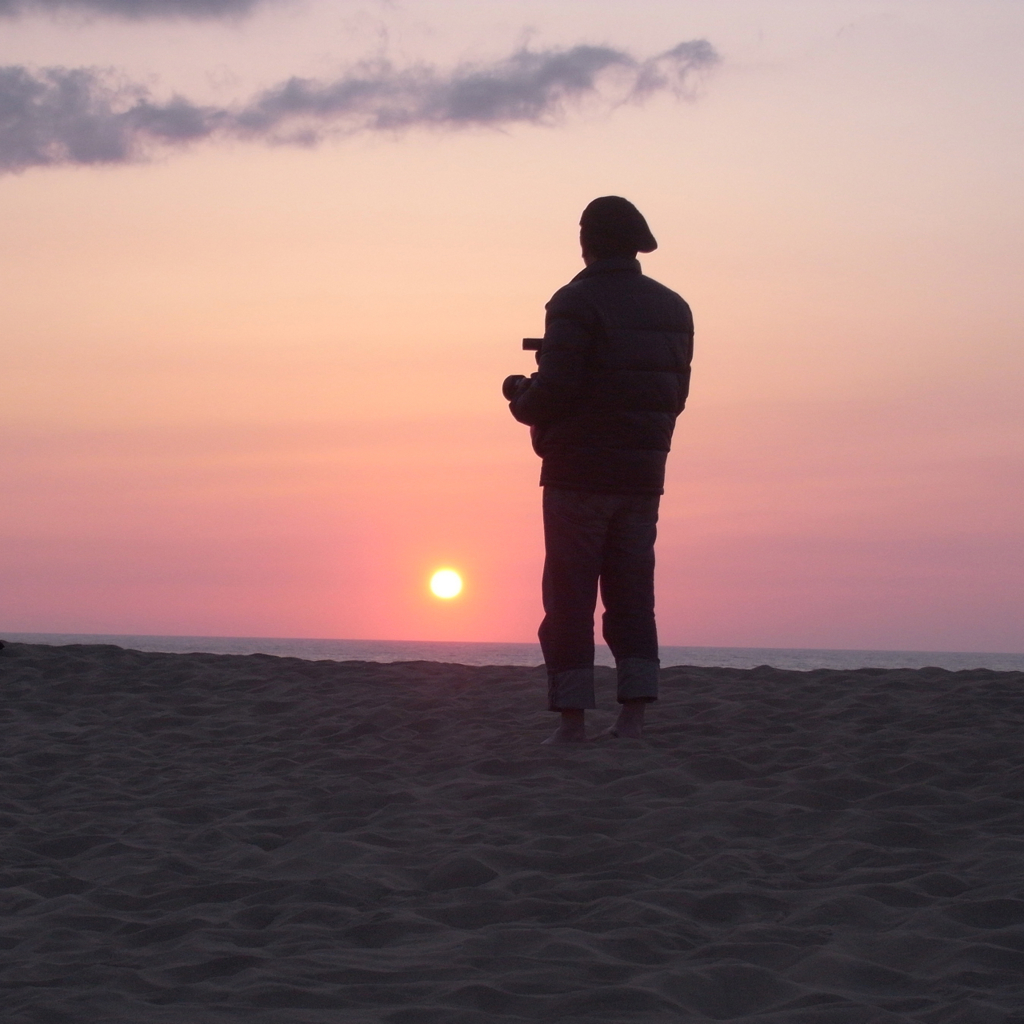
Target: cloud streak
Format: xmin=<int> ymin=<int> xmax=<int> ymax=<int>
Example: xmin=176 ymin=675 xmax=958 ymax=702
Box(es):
xmin=0 ymin=41 xmax=719 ymax=173
xmin=0 ymin=0 xmax=266 ymax=18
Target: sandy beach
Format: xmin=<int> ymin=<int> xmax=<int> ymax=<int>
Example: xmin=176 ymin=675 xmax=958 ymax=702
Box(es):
xmin=1 ymin=641 xmax=1022 ymax=1023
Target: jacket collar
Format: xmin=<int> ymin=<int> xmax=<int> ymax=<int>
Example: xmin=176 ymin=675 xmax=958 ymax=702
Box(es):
xmin=572 ymin=256 xmax=642 ymax=282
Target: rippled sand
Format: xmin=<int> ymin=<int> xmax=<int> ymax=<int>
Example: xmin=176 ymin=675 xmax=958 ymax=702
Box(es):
xmin=2 ymin=641 xmax=1023 ymax=1023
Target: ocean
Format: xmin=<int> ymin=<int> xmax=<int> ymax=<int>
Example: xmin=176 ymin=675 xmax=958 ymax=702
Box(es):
xmin=4 ymin=633 xmax=1023 ymax=672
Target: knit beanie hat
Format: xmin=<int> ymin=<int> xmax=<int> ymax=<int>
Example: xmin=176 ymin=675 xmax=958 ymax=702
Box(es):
xmin=579 ymin=196 xmax=657 ymax=256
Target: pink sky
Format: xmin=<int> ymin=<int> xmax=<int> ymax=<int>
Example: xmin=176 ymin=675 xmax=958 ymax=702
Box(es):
xmin=1 ymin=0 xmax=1022 ymax=651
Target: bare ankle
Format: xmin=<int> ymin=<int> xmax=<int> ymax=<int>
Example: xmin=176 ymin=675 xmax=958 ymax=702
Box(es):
xmin=610 ymin=700 xmax=646 ymax=738
xmin=542 ymin=709 xmax=588 ymax=744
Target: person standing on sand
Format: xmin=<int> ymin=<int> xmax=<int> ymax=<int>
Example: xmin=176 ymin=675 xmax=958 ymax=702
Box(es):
xmin=503 ymin=197 xmax=694 ymax=744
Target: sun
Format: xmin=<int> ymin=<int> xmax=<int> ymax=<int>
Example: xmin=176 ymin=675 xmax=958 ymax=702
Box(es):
xmin=430 ymin=569 xmax=463 ymax=599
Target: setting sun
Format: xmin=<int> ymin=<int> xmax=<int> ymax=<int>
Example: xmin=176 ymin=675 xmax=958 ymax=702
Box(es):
xmin=429 ymin=569 xmax=463 ymax=600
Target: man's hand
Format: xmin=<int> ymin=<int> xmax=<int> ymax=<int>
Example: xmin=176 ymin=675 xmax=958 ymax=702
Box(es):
xmin=502 ymin=374 xmax=530 ymax=401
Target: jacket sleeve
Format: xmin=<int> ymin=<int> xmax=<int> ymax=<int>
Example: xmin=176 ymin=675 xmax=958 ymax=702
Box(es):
xmin=509 ymin=287 xmax=596 ymax=426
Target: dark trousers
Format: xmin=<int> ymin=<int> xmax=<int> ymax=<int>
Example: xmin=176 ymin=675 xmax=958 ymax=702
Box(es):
xmin=539 ymin=486 xmax=661 ymax=710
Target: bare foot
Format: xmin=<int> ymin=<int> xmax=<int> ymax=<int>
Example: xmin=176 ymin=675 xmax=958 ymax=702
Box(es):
xmin=542 ymin=709 xmax=589 ymax=744
xmin=600 ymin=700 xmax=646 ymax=739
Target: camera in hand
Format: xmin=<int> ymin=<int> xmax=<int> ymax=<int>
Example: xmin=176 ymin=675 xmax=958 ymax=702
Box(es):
xmin=503 ymin=338 xmax=543 ymax=400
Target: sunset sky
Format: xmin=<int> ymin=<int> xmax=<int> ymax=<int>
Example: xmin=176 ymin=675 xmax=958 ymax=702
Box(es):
xmin=2 ymin=0 xmax=1022 ymax=652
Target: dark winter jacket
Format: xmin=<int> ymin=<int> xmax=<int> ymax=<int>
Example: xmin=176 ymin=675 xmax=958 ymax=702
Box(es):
xmin=509 ymin=257 xmax=693 ymax=494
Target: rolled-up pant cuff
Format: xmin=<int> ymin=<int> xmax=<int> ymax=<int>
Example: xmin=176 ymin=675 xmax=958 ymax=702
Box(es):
xmin=548 ymin=668 xmax=597 ymax=711
xmin=616 ymin=657 xmax=659 ymax=703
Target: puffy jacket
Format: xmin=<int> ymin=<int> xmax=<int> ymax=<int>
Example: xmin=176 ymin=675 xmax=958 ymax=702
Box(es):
xmin=509 ymin=257 xmax=694 ymax=494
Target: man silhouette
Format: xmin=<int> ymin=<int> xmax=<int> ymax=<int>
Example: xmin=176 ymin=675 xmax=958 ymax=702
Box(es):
xmin=504 ymin=197 xmax=694 ymax=743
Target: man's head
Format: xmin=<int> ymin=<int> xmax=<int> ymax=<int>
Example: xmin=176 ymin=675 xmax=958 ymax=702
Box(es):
xmin=579 ymin=196 xmax=657 ymax=262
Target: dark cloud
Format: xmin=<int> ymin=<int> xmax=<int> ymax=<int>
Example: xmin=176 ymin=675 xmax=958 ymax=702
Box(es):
xmin=0 ymin=41 xmax=719 ymax=172
xmin=0 ymin=0 xmax=264 ymax=18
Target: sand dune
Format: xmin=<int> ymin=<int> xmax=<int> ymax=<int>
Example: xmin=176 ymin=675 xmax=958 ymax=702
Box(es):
xmin=1 ymin=641 xmax=1022 ymax=1022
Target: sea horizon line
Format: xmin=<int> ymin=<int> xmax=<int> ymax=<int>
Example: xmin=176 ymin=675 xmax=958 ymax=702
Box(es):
xmin=4 ymin=631 xmax=1023 ymax=672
